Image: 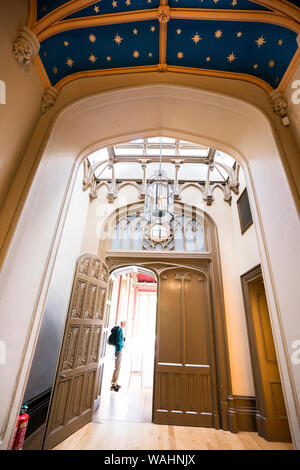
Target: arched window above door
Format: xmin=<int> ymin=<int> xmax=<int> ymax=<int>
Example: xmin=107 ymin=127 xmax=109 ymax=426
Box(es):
xmin=111 ymin=208 xmax=206 ymax=253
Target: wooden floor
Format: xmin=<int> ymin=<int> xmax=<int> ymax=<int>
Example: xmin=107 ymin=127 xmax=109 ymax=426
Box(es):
xmin=94 ymin=386 xmax=153 ymax=423
xmin=54 ymin=421 xmax=293 ymax=450
xmin=94 ymin=350 xmax=153 ymax=423
xmin=54 ymin=354 xmax=293 ymax=451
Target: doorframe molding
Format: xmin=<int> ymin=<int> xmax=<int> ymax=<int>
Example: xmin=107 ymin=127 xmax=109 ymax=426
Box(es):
xmin=105 ymin=248 xmax=233 ymax=431
xmin=241 ymin=264 xmax=292 ymax=441
xmin=241 ymin=264 xmax=265 ymax=426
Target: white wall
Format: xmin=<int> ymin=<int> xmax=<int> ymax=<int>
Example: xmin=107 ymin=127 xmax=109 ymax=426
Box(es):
xmin=79 ymin=166 xmax=261 ymax=398
xmin=22 ymin=163 xmax=89 ymax=402
xmin=180 ymin=182 xmax=260 ymax=397
xmin=0 ymin=0 xmax=43 ymax=208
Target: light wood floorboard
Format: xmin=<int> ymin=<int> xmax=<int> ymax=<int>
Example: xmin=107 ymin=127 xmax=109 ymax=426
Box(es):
xmin=54 ymin=355 xmax=293 ymax=451
xmin=53 ymin=421 xmax=293 ymax=451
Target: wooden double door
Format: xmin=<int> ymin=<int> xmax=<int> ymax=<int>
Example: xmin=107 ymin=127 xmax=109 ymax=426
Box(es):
xmin=44 ymin=258 xmax=220 ymax=448
xmin=43 ymin=254 xmax=109 ymax=449
xmin=153 ymin=267 xmax=219 ymax=427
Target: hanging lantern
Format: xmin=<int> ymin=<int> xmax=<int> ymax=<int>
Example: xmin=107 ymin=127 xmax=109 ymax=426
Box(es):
xmin=144 ymin=168 xmax=174 ymax=224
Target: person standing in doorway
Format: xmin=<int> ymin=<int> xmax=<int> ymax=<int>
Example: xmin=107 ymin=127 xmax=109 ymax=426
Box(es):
xmin=111 ymin=320 xmax=126 ymax=392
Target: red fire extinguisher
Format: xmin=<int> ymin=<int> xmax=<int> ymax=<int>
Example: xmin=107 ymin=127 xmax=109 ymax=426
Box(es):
xmin=10 ymin=404 xmax=29 ymax=450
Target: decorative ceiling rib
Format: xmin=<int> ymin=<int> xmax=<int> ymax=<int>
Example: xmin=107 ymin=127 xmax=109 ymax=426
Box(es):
xmin=20 ymin=0 xmax=300 ymax=115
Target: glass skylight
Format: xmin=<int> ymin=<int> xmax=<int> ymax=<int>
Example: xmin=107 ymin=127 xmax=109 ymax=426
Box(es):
xmin=87 ymin=137 xmax=236 ymax=183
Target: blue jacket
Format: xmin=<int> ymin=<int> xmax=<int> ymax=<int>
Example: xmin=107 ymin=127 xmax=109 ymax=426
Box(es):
xmin=115 ymin=327 xmax=124 ymax=352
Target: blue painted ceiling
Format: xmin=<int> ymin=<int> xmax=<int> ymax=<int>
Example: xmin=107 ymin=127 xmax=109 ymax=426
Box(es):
xmin=40 ymin=20 xmax=160 ymax=85
xmin=36 ymin=1 xmax=300 ymax=90
xmin=65 ymin=1 xmax=160 ymax=19
xmin=167 ymin=19 xmax=297 ymax=88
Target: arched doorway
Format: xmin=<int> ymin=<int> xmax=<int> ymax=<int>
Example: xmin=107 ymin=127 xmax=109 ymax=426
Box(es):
xmin=94 ymin=266 xmax=158 ymax=425
xmin=100 ymin=201 xmax=231 ymax=431
xmin=0 ymin=85 xmax=299 ymax=449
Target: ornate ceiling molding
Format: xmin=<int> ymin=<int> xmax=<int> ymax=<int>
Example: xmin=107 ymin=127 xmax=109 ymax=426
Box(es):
xmin=167 ymin=65 xmax=274 ymax=93
xmin=35 ymin=10 xmax=158 ymax=42
xmin=269 ymin=89 xmax=289 ymax=126
xmin=32 ymin=0 xmax=100 ymax=35
xmin=41 ymin=86 xmax=59 ymax=114
xmin=171 ymin=9 xmax=299 ymax=32
xmin=12 ymin=25 xmax=40 ymax=65
xmin=251 ymin=0 xmax=300 ymax=22
xmin=52 ymin=65 xmax=158 ymax=90
xmin=33 ymin=9 xmax=299 ymax=42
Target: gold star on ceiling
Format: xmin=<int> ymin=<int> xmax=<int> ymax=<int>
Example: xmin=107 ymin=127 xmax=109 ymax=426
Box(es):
xmin=113 ymin=33 xmax=123 ymax=45
xmin=125 ymin=0 xmax=131 ymax=5
xmin=150 ymin=26 xmax=156 ymax=32
xmin=176 ymin=29 xmax=182 ymax=35
xmin=256 ymin=35 xmax=266 ymax=48
xmin=66 ymin=58 xmax=74 ymax=68
xmin=215 ymin=30 xmax=222 ymax=39
xmin=64 ymin=41 xmax=69 ymax=47
xmin=278 ymin=39 xmax=283 ymax=46
xmin=53 ymin=66 xmax=58 ymax=74
xmin=112 ymin=1 xmax=117 ymax=7
xmin=237 ymin=32 xmax=242 ymax=38
xmin=133 ymin=28 xmax=138 ymax=35
xmin=133 ymin=50 xmax=140 ymax=58
xmin=177 ymin=51 xmax=184 ymax=59
xmin=148 ymin=52 xmax=152 ymax=57
xmin=106 ymin=56 xmax=111 ymax=62
xmin=192 ymin=33 xmax=202 ymax=44
xmin=253 ymin=64 xmax=258 ymax=69
xmin=94 ymin=5 xmax=100 ymax=13
xmin=206 ymin=57 xmax=211 ymax=62
xmin=89 ymin=34 xmax=96 ymax=43
xmin=232 ymin=0 xmax=237 ymax=6
xmin=89 ymin=54 xmax=97 ymax=63
xmin=269 ymin=60 xmax=275 ymax=68
xmin=227 ymin=52 xmax=236 ymax=63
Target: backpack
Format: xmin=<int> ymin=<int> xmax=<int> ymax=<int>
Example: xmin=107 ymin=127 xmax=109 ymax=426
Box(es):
xmin=108 ymin=326 xmax=119 ymax=346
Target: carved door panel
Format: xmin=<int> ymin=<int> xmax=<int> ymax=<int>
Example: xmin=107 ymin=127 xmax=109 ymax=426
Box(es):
xmin=153 ymin=267 xmax=219 ymax=427
xmin=43 ymin=254 xmax=108 ymax=449
xmin=248 ymin=278 xmax=291 ymax=442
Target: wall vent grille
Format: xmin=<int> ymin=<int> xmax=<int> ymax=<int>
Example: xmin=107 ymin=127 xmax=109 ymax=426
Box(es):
xmin=237 ymin=189 xmax=253 ymax=234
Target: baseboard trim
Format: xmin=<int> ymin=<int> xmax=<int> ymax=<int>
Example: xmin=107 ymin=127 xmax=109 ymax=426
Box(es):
xmin=227 ymin=395 xmax=257 ymax=433
xmin=23 ymin=424 xmax=45 ymax=450
xmin=23 ymin=388 xmax=52 ymax=444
